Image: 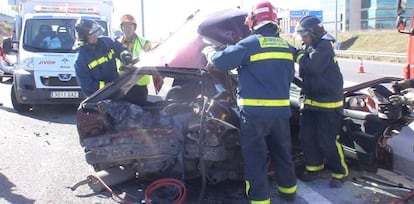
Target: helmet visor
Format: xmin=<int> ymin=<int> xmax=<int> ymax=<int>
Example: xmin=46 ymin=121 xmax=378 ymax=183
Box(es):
xmin=89 ymin=23 xmax=104 ymax=36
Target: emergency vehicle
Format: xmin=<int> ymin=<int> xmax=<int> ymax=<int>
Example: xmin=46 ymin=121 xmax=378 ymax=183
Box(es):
xmin=397 ymin=0 xmax=414 ymax=79
xmin=2 ymin=0 xmax=114 ymax=112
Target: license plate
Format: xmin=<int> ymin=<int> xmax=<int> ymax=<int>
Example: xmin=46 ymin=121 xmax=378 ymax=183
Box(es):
xmin=50 ymin=91 xmax=79 ymax=98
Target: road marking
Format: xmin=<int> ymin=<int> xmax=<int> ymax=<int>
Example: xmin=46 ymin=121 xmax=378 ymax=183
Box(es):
xmin=297 ymin=180 xmax=332 ymax=204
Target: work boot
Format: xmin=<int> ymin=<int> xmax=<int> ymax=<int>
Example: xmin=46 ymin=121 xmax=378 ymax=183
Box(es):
xmin=279 ymin=192 xmax=296 ymax=202
xmin=329 ymin=178 xmax=345 ymax=188
xmin=298 ymin=171 xmax=320 ymax=182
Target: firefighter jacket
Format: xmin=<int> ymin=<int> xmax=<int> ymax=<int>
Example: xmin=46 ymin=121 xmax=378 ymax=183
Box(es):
xmin=75 ymin=37 xmax=130 ymax=96
xmin=296 ymin=39 xmax=344 ymax=110
xmin=206 ymin=27 xmax=295 ymax=118
xmin=119 ymin=33 xmax=151 ymax=86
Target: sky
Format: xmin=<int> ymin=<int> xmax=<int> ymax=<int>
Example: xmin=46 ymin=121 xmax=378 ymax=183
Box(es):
xmin=112 ymin=0 xmax=321 ymax=41
xmin=0 ymin=0 xmax=320 ymax=42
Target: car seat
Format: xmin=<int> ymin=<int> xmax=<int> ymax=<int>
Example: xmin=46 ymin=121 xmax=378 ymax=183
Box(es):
xmin=56 ymin=26 xmax=75 ymax=49
xmin=33 ymin=25 xmax=55 ymax=48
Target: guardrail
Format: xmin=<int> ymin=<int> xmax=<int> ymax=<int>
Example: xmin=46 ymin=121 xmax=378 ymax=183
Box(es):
xmin=335 ymin=50 xmax=406 ymax=63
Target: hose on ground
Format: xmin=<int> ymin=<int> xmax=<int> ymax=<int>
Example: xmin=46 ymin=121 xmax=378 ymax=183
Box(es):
xmin=144 ymin=178 xmax=187 ymax=204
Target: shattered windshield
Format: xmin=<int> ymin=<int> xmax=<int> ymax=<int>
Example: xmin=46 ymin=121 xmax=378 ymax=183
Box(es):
xmin=22 ymin=19 xmax=107 ymax=53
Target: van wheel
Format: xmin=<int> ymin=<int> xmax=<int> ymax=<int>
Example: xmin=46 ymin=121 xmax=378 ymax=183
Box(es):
xmin=11 ymin=85 xmax=31 ymax=112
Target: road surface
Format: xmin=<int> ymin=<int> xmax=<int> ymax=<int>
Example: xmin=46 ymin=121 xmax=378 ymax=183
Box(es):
xmin=0 ymin=59 xmax=413 ymax=203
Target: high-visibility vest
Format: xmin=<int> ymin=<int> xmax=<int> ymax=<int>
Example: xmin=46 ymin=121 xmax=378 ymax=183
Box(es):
xmin=119 ymin=35 xmax=151 ymax=86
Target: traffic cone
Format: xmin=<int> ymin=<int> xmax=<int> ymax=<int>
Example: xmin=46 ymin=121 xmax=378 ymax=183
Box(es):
xmin=358 ymin=59 xmax=365 ymax=73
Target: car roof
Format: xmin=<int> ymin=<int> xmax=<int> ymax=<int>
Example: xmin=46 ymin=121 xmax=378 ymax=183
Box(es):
xmin=137 ymin=8 xmax=249 ymax=71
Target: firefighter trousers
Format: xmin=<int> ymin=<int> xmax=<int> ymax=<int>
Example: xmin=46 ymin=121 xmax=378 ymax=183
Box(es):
xmin=299 ymin=109 xmax=348 ymax=178
xmin=240 ymin=112 xmax=297 ymax=202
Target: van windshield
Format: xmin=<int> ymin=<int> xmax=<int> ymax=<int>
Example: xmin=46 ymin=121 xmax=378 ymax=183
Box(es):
xmin=22 ymin=19 xmax=108 ymax=53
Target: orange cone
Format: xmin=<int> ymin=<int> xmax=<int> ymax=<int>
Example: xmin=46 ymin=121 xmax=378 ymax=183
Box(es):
xmin=358 ymin=59 xmax=365 ymax=73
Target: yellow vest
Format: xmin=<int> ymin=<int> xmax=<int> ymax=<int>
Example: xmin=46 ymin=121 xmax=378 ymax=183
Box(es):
xmin=119 ymin=34 xmax=151 ymax=86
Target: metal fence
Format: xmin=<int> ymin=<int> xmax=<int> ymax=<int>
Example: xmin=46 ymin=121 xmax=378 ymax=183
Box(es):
xmin=335 ymin=50 xmax=406 ymax=63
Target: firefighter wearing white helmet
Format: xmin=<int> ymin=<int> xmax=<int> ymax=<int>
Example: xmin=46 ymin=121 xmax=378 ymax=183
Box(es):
xmin=118 ymin=14 xmax=152 ymax=105
xmin=203 ymin=1 xmax=297 ymax=203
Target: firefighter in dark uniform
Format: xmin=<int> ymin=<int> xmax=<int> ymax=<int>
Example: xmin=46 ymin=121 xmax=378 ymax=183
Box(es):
xmin=295 ymin=15 xmax=349 ymax=188
xmin=74 ymin=18 xmax=132 ymax=97
xmin=203 ymin=1 xmax=297 ymax=203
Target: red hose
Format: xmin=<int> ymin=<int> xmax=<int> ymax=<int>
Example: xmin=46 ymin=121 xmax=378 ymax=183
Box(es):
xmin=90 ymin=175 xmax=133 ymax=204
xmin=144 ymin=178 xmax=187 ymax=204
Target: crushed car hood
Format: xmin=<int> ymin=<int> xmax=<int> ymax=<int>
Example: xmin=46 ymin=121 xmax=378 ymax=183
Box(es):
xmin=137 ymin=8 xmax=250 ymax=69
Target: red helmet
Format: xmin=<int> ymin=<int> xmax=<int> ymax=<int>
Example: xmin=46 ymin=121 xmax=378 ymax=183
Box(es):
xmin=245 ymin=1 xmax=278 ymax=31
xmin=120 ymin=14 xmax=137 ymax=28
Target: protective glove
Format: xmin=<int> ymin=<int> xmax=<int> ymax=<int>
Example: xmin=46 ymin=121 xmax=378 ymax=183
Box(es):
xmin=202 ymin=46 xmax=216 ymax=57
xmin=389 ymin=95 xmax=408 ymax=105
xmin=295 ymin=48 xmax=310 ymax=64
xmin=202 ymin=45 xmax=217 ymax=65
xmin=121 ymin=53 xmax=133 ymax=65
xmin=392 ymin=79 xmax=412 ymax=92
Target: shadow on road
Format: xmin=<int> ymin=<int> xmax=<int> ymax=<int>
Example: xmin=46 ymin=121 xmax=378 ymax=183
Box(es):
xmin=19 ymin=105 xmax=79 ymax=125
xmin=0 ymin=104 xmax=78 ymax=125
xmin=0 ymin=172 xmax=35 ymax=204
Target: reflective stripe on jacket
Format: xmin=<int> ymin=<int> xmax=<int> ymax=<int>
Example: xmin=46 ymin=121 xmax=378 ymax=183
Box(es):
xmin=75 ymin=37 xmax=127 ymax=96
xmin=297 ymin=39 xmax=344 ymax=110
xmin=209 ymin=27 xmax=295 ymax=118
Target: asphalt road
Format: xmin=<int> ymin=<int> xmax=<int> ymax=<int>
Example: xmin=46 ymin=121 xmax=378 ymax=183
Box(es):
xmin=338 ymin=58 xmax=404 ymax=84
xmin=0 ymin=59 xmax=413 ymax=204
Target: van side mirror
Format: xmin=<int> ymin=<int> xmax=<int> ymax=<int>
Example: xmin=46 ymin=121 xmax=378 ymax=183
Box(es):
xmin=2 ymin=38 xmax=12 ymax=54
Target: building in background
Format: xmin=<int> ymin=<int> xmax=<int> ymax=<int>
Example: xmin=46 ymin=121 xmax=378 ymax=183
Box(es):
xmin=279 ymin=0 xmax=414 ymax=34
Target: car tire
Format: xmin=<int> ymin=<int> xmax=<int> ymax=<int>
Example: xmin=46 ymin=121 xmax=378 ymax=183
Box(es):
xmin=11 ymin=85 xmax=31 ymax=112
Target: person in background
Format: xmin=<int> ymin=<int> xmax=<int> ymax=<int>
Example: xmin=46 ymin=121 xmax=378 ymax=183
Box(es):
xmin=34 ymin=25 xmax=61 ymax=49
xmin=118 ymin=14 xmax=153 ymax=104
xmin=389 ymin=79 xmax=414 ymax=105
xmin=203 ymin=1 xmax=297 ymax=203
xmin=295 ymin=15 xmax=349 ymax=188
xmin=74 ymin=18 xmax=132 ymax=97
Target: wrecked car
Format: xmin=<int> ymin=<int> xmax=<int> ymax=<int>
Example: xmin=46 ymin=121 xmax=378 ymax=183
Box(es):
xmin=75 ymin=8 xmax=414 ymax=188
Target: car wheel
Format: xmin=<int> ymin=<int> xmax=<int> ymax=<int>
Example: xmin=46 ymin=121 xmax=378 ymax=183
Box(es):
xmin=11 ymin=85 xmax=31 ymax=112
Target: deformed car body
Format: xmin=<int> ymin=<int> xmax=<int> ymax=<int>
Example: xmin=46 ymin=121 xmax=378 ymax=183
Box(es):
xmin=75 ymin=8 xmax=414 ymax=185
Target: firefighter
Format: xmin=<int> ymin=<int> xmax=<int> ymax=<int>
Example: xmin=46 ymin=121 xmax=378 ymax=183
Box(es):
xmin=203 ymin=1 xmax=297 ymax=203
xmin=295 ymin=15 xmax=349 ymax=188
xmin=74 ymin=18 xmax=133 ymax=97
xmin=389 ymin=79 xmax=414 ymax=105
xmin=118 ymin=14 xmax=152 ymax=105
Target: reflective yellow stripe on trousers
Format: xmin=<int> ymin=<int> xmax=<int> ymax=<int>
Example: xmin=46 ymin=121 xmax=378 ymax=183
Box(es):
xmin=304 ymin=99 xmax=343 ymax=109
xmin=245 ymin=181 xmax=270 ymax=204
xmin=250 ymin=52 xmax=293 ymax=62
xmin=238 ymin=98 xmax=290 ymax=107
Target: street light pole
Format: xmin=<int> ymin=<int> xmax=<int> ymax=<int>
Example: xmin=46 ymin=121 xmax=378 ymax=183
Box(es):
xmin=335 ymin=0 xmax=338 ymax=47
xmin=141 ymin=0 xmax=145 ymax=37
